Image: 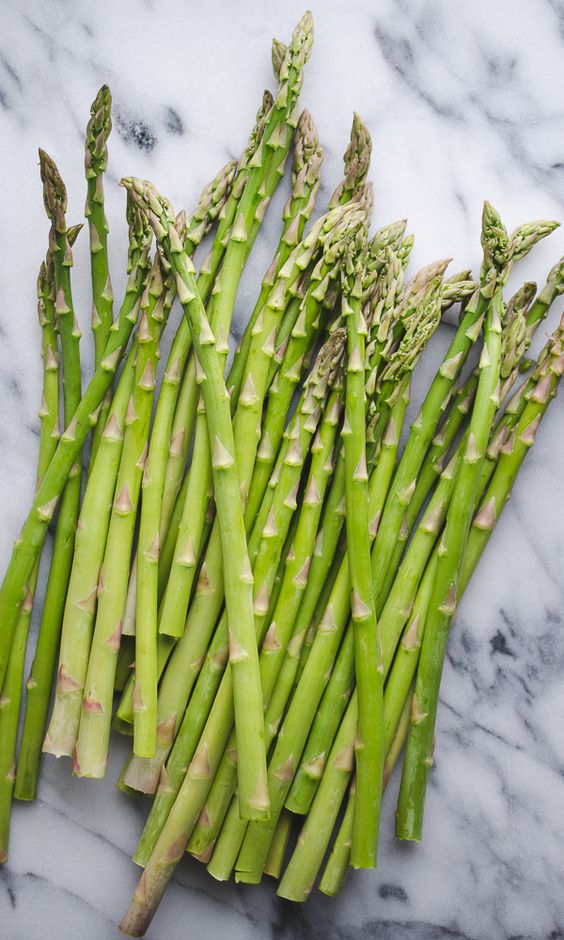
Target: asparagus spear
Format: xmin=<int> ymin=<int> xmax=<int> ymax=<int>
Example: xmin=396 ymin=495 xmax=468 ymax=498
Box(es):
xmin=121 ymin=203 xmax=362 ymax=796
xmin=86 ymin=85 xmax=114 ymax=472
xmin=74 ymin=253 xmax=175 ymax=775
xmin=396 ymin=309 xmax=564 ymax=840
xmin=227 ymin=108 xmax=323 ymax=406
xmin=235 ymin=279 xmax=445 ymax=883
xmin=340 ymin=231 xmax=384 ymax=869
xmin=188 ymin=372 xmax=344 ymax=863
xmin=131 ymin=335 xmax=343 ymax=866
xmin=13 ymin=151 xmax=85 ymax=802
xmin=119 ymin=338 xmax=340 ymax=934
xmin=369 ymin=206 xmax=558 ymax=622
xmin=0 ymin=194 xmax=152 ymax=691
xmin=0 ymin=259 xmax=61 ymax=858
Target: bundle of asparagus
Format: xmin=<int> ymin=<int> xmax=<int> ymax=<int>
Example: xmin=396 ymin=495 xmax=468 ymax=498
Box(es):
xmin=0 ymin=10 xmax=562 ymax=937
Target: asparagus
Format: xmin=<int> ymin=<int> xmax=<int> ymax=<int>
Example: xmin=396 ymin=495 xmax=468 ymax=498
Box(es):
xmin=264 ymin=810 xmax=293 ymax=879
xmin=74 ymin=253 xmax=175 ymax=776
xmin=0 ymin=259 xmax=61 ymax=857
xmin=131 ymin=335 xmax=343 ymax=866
xmin=369 ymin=206 xmax=558 ymax=621
xmin=86 ymin=85 xmax=114 ymax=472
xmin=121 ymin=159 xmax=237 ymax=641
xmin=396 ymin=311 xmax=564 ymax=840
xmin=13 ymin=152 xmax=85 ymax=801
xmin=394 ymin=281 xmax=511 ymax=837
xmin=228 ymin=108 xmax=323 ymax=407
xmin=188 ymin=372 xmax=344 ymax=863
xmin=119 ymin=338 xmax=339 ymax=934
xmin=340 ymin=231 xmax=383 ymax=868
xmin=0 ymin=193 xmax=152 ymax=691
xmin=123 ymin=179 xmax=272 ymax=822
xmin=158 ymin=198 xmax=331 ymax=641
xmin=122 ymin=203 xmax=361 ymax=796
xmin=14 ymin=162 xmax=82 ymax=800
xmin=235 ymin=278 xmax=444 ymax=883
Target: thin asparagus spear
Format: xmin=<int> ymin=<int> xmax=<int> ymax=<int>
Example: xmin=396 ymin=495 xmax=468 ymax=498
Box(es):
xmin=0 ymin=196 xmax=152 ymax=692
xmin=235 ymin=279 xmax=445 ymax=883
xmin=369 ymin=207 xmax=558 ymax=621
xmin=122 ymin=179 xmax=272 ymax=823
xmin=228 ymin=108 xmax=323 ymax=406
xmin=0 ymin=259 xmax=61 ymax=857
xmin=74 ymin=254 xmax=175 ymax=775
xmin=86 ymin=85 xmax=114 ymax=472
xmin=394 ymin=294 xmax=508 ymax=835
xmin=158 ymin=200 xmax=332 ymax=641
xmin=154 ymin=91 xmax=274 ymax=550
xmin=341 ymin=231 xmax=383 ymax=868
xmin=188 ymin=377 xmax=344 ymax=863
xmin=121 ymin=157 xmax=238 ymax=638
xmin=43 ymin=351 xmax=136 ymax=758
xmin=122 ymin=203 xmax=361 ymax=796
xmin=13 ymin=152 xmax=84 ymax=800
xmin=131 ymin=336 xmax=342 ymax=866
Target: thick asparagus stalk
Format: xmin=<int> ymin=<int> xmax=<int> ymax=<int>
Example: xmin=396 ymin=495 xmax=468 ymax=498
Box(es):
xmin=188 ymin=377 xmax=344 ymax=863
xmin=0 ymin=259 xmax=61 ymax=857
xmin=235 ymin=279 xmax=444 ymax=883
xmin=131 ymin=336 xmax=342 ymax=866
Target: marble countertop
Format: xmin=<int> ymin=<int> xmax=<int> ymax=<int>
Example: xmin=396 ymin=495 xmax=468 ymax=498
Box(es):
xmin=1 ymin=1 xmax=564 ymax=938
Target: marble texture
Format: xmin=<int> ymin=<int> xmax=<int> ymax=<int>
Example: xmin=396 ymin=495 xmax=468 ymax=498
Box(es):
xmin=1 ymin=1 xmax=564 ymax=938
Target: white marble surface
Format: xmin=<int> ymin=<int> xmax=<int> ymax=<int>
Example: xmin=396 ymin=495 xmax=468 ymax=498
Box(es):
xmin=1 ymin=1 xmax=564 ymax=938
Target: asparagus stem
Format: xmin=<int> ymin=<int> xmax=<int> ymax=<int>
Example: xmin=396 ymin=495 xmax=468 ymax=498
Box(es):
xmin=188 ymin=379 xmax=343 ymax=864
xmin=340 ymin=231 xmax=384 ymax=868
xmin=235 ymin=281 xmax=444 ymax=882
xmin=73 ymin=255 xmax=174 ymax=775
xmin=131 ymin=337 xmax=341 ymax=867
xmin=43 ymin=351 xmax=136 ymax=757
xmin=14 ymin=154 xmax=84 ymax=800
xmin=228 ymin=108 xmax=323 ymax=406
xmin=264 ymin=809 xmax=294 ymax=879
xmin=121 ymin=157 xmax=237 ymax=639
xmin=122 ymin=203 xmax=360 ymax=796
xmin=0 ymin=195 xmax=152 ymax=691
xmin=0 ymin=258 xmax=61 ymax=855
xmin=86 ymin=85 xmax=114 ymax=472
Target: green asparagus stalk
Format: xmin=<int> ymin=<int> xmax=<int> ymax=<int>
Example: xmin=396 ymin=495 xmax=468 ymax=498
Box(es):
xmin=0 ymin=259 xmax=61 ymax=858
xmin=86 ymin=85 xmax=114 ymax=472
xmin=131 ymin=336 xmax=342 ymax=866
xmin=264 ymin=810 xmax=294 ymax=879
xmin=121 ymin=203 xmax=361 ymax=796
xmin=394 ymin=286 xmax=507 ymax=839
xmin=73 ymin=255 xmax=174 ymax=776
xmin=228 ymin=108 xmax=323 ymax=406
xmin=119 ymin=339 xmax=339 ymax=935
xmin=341 ymin=231 xmax=383 ymax=868
xmin=123 ymin=179 xmax=271 ymax=823
xmin=396 ymin=312 xmax=564 ymax=841
xmin=369 ymin=206 xmax=558 ymax=620
xmin=0 ymin=194 xmax=152 ymax=692
xmin=235 ymin=279 xmax=445 ymax=883
xmin=188 ymin=376 xmax=344 ymax=863
xmin=13 ymin=151 xmax=84 ymax=800
xmin=121 ymin=157 xmax=238 ymax=638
